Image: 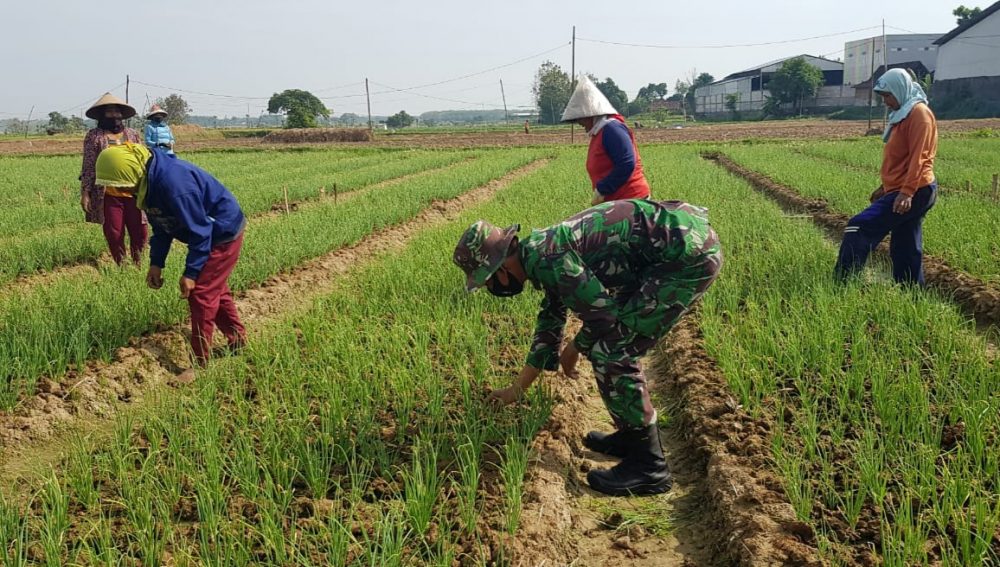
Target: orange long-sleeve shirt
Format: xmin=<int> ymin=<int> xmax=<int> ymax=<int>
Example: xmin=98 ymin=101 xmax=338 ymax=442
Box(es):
xmin=880 ymin=103 xmax=937 ymax=197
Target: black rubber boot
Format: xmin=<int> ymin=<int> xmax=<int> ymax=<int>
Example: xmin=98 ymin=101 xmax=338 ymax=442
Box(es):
xmin=583 ymin=429 xmax=629 ymax=459
xmin=586 ymin=425 xmax=672 ymax=496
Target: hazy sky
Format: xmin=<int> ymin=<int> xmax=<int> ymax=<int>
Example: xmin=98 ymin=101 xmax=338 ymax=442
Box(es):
xmin=0 ymin=0 xmax=964 ymax=120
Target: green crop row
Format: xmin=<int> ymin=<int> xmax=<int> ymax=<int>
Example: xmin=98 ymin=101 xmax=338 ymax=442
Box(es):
xmin=0 ymin=149 xmax=474 ymax=286
xmin=721 ymin=143 xmax=1000 ymax=283
xmin=652 ymin=146 xmax=999 ymax=566
xmin=0 ymin=148 xmax=547 ymax=409
xmin=790 ymin=138 xmax=1000 ymax=199
xmin=0 ymin=148 xmax=468 ymax=237
xmin=0 ymin=150 xmax=591 ymax=565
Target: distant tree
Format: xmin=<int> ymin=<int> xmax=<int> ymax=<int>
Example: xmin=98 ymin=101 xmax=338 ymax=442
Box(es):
xmin=156 ymin=94 xmax=191 ymax=125
xmin=725 ymin=93 xmax=741 ymax=119
xmin=4 ymin=118 xmax=26 ymax=135
xmin=268 ymin=89 xmax=329 ymax=129
xmin=386 ymin=110 xmax=415 ymax=129
xmin=767 ymin=57 xmax=824 ymax=115
xmin=68 ymin=116 xmax=89 ymax=132
xmin=532 ymin=61 xmax=572 ymax=124
xmin=685 ymin=72 xmax=715 ymax=115
xmin=46 ymin=111 xmax=69 ymax=134
xmin=637 ymin=83 xmax=669 ymax=101
xmin=594 ymin=77 xmax=629 ymax=114
xmin=628 ymin=95 xmax=651 ymax=116
xmin=953 ymin=5 xmax=983 ymax=25
xmin=340 ymin=112 xmax=361 ymax=126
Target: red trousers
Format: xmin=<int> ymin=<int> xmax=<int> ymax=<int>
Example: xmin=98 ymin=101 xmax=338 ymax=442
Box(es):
xmin=188 ymin=232 xmax=246 ymax=365
xmin=102 ymin=195 xmax=147 ymax=265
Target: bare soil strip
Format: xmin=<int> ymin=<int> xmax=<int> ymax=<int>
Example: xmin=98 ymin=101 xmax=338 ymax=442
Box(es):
xmin=507 ymin=317 xmax=819 ymax=566
xmin=705 ymin=151 xmax=1000 ymax=329
xmin=5 ymin=118 xmax=999 ymax=155
xmin=0 ymin=159 xmax=550 ymax=481
xmin=0 ymin=158 xmax=475 ymax=295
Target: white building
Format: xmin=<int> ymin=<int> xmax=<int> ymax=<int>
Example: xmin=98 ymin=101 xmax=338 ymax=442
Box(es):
xmin=843 ymin=34 xmax=942 ymax=86
xmin=933 ymin=1 xmax=1000 ymax=115
xmin=694 ymin=55 xmax=851 ymax=115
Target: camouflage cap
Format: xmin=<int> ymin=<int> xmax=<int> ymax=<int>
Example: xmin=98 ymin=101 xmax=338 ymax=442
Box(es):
xmin=453 ymin=220 xmax=520 ymax=291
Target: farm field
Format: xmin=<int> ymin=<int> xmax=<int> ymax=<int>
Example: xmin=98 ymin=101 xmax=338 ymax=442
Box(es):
xmin=721 ymin=139 xmax=1000 ymax=284
xmin=0 ymin=137 xmax=998 ymax=565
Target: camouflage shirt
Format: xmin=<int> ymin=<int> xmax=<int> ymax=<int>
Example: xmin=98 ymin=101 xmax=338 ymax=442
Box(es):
xmin=521 ymin=199 xmax=718 ymax=370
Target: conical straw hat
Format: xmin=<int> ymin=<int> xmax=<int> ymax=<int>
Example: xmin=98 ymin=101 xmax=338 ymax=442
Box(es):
xmin=86 ymin=92 xmax=137 ymax=120
xmin=561 ymin=75 xmax=618 ymax=123
xmin=146 ymin=104 xmax=168 ymax=119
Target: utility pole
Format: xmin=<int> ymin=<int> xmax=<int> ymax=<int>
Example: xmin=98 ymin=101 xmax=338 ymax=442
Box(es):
xmin=500 ymin=78 xmax=509 ymax=126
xmin=365 ymin=78 xmax=373 ymax=136
xmin=126 ymin=74 xmax=130 ymax=104
xmin=867 ymin=36 xmax=876 ymax=132
xmin=24 ymin=105 xmax=34 ymax=139
xmin=882 ymin=19 xmax=888 ymax=131
xmin=570 ymin=25 xmax=576 ymax=143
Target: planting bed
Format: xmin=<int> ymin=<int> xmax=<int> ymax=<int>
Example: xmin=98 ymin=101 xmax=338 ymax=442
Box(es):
xmin=0 ymin=139 xmax=997 ymax=565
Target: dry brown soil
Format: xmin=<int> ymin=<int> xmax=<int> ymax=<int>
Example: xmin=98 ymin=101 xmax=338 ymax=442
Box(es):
xmin=4 ymin=118 xmax=1000 ymax=155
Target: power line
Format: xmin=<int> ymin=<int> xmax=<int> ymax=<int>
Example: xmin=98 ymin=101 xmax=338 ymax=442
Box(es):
xmin=369 ymin=81 xmax=495 ymax=107
xmin=578 ymin=25 xmax=883 ymax=49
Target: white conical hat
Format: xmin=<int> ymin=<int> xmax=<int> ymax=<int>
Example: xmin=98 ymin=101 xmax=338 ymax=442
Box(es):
xmin=561 ymin=75 xmax=618 ymax=122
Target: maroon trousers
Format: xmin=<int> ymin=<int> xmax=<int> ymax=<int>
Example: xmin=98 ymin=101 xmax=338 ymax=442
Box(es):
xmin=102 ymin=195 xmax=147 ymax=265
xmin=188 ymin=232 xmax=246 ymax=365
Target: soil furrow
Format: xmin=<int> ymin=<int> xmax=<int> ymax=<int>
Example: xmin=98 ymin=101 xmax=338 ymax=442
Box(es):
xmin=0 ymin=158 xmax=551 ymax=481
xmin=507 ymin=316 xmax=819 ymax=566
xmin=705 ymin=151 xmax=1000 ymax=329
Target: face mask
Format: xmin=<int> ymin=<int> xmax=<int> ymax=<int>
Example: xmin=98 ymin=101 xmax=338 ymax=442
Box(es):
xmin=487 ymin=269 xmax=524 ymax=297
xmin=98 ymin=118 xmax=124 ymax=133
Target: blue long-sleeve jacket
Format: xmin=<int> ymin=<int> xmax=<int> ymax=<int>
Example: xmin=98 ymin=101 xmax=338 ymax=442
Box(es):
xmin=594 ymin=121 xmax=637 ymax=195
xmin=145 ymin=148 xmax=246 ymax=279
xmin=144 ymin=121 xmax=175 ymax=150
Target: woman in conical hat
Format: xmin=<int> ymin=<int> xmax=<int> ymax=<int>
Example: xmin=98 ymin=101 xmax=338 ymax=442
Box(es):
xmin=144 ymin=104 xmax=176 ymax=155
xmin=79 ymin=92 xmax=146 ymax=265
xmin=561 ymin=76 xmax=651 ymax=206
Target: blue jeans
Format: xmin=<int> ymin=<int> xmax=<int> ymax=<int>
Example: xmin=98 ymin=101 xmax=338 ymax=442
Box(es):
xmin=834 ymin=183 xmax=937 ymax=286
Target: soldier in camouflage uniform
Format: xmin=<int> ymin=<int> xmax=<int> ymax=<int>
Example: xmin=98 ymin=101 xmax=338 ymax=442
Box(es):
xmin=453 ymin=199 xmax=722 ymax=496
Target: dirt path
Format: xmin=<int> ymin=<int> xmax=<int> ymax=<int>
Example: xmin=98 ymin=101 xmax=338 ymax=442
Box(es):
xmin=0 ymin=159 xmax=551 ymax=483
xmin=706 ymin=151 xmax=1000 ymax=329
xmin=508 ymin=319 xmax=818 ymax=566
xmin=5 ymin=118 xmax=1000 ymax=156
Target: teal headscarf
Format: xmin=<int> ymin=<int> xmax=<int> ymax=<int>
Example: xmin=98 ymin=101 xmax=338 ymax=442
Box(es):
xmin=873 ymin=68 xmax=928 ymax=143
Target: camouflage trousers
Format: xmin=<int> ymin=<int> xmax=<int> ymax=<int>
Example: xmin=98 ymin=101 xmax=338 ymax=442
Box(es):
xmin=588 ymin=243 xmax=723 ymax=430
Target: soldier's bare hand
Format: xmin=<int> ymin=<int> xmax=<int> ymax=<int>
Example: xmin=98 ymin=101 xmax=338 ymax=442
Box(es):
xmin=559 ymin=343 xmax=580 ymax=379
xmin=487 ymin=385 xmax=523 ymax=406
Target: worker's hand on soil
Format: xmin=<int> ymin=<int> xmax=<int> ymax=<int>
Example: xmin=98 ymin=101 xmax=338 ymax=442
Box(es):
xmin=591 ymin=193 xmax=604 ymax=206
xmin=869 ymin=186 xmax=885 ymax=203
xmin=80 ymin=193 xmax=90 ymax=213
xmin=179 ymin=276 xmax=197 ymax=298
xmin=892 ymin=192 xmax=912 ymax=215
xmin=487 ymin=384 xmax=523 ymax=406
xmin=559 ymin=343 xmax=580 ymax=378
xmin=146 ymin=266 xmax=163 ymax=290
